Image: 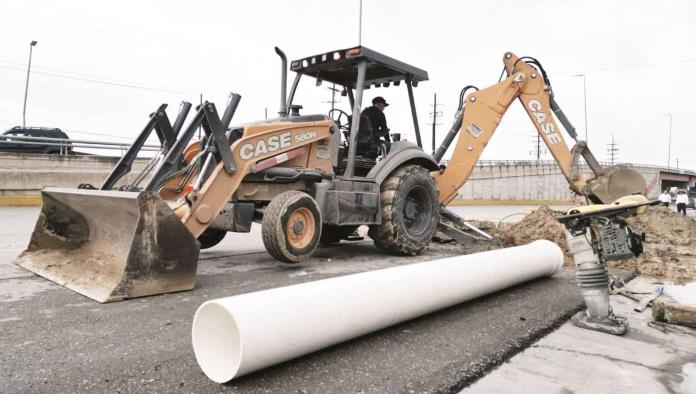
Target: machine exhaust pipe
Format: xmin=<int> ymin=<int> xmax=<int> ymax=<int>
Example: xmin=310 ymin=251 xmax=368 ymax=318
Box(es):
xmin=274 ymin=47 xmax=288 ymax=117
xmin=191 ymin=240 xmax=563 ymax=383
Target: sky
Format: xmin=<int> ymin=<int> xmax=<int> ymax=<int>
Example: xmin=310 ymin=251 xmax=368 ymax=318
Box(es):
xmin=0 ymin=0 xmax=694 ymax=168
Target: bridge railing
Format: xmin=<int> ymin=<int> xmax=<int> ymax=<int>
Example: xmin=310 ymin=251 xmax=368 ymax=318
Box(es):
xmin=0 ymin=135 xmax=160 ymax=156
xmin=465 ymin=159 xmax=696 ymax=175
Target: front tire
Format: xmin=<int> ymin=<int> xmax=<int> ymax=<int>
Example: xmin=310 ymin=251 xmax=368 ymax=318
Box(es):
xmin=369 ymin=164 xmax=439 ymax=255
xmin=262 ymin=191 xmax=322 ymax=264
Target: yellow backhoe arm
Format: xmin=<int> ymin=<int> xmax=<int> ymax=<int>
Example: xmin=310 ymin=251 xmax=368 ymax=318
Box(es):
xmin=434 ymin=52 xmax=644 ymax=205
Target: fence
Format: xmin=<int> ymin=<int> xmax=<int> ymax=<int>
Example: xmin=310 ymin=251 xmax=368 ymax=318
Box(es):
xmin=471 ymin=159 xmax=696 ymax=176
xmin=0 ymin=135 xmax=160 ymax=156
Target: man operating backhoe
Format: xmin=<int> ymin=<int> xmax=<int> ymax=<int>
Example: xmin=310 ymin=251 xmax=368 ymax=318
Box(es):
xmin=361 ymin=96 xmax=391 ymax=152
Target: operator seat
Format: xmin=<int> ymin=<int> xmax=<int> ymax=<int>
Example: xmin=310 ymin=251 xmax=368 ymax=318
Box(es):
xmin=355 ymin=114 xmax=376 ymax=155
xmin=339 ymin=114 xmax=382 ymax=165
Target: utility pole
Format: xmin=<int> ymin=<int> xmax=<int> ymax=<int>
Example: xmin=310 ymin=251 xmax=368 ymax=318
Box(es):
xmin=529 ymin=131 xmax=546 ymax=160
xmin=606 ymin=134 xmax=619 ymax=165
xmin=265 ymin=107 xmax=268 ymax=120
xmin=323 ymin=84 xmax=341 ymax=111
xmin=666 ymin=113 xmax=673 ymax=168
xmin=22 ymin=40 xmax=38 ymax=127
xmin=428 ymin=93 xmax=442 ymax=152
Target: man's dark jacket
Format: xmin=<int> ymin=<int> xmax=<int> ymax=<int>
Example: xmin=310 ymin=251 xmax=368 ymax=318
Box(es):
xmin=361 ymin=106 xmax=390 ymax=141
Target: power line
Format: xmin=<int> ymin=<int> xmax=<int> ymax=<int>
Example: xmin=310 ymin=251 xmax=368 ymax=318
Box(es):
xmin=0 ymin=64 xmax=198 ymax=95
xmin=553 ymin=57 xmax=696 ymax=75
xmin=0 ymin=58 xmax=162 ymax=87
xmin=62 ymin=128 xmax=142 ymax=140
xmin=429 ymin=56 xmax=696 ymax=85
xmin=0 ymin=115 xmax=146 ymax=141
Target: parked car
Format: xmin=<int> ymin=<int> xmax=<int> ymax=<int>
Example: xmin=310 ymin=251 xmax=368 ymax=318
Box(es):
xmin=0 ymin=126 xmax=74 ymax=154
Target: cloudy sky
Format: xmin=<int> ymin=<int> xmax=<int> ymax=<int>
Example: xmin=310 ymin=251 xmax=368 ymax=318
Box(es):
xmin=0 ymin=0 xmax=694 ymax=168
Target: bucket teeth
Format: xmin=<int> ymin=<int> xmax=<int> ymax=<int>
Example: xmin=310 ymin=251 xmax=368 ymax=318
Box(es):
xmin=14 ymin=187 xmax=200 ymax=303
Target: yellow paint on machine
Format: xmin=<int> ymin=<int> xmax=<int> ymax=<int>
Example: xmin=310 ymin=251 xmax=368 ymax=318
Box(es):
xmin=0 ymin=195 xmax=42 ymax=206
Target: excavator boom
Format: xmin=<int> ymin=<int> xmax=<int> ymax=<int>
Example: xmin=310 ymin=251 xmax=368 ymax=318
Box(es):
xmin=434 ymin=52 xmax=646 ymax=205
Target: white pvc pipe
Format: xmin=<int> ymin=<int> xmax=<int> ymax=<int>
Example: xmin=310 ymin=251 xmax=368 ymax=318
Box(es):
xmin=192 ymin=240 xmax=563 ymax=383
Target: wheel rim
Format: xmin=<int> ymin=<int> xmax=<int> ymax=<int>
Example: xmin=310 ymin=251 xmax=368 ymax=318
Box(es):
xmin=286 ymin=207 xmax=316 ymax=249
xmin=402 ymin=185 xmax=432 ymax=236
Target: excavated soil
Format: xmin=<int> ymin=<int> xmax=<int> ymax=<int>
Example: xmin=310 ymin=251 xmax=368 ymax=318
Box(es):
xmin=497 ymin=205 xmax=696 ymax=281
xmin=619 ymin=206 xmax=696 ymax=282
xmin=497 ymin=206 xmax=572 ymax=266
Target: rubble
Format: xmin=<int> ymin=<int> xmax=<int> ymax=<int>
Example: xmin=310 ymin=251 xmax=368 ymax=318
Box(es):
xmin=498 ymin=205 xmax=696 ymax=281
xmin=498 ymin=206 xmax=572 ymax=266
xmin=619 ymin=206 xmax=696 ymax=282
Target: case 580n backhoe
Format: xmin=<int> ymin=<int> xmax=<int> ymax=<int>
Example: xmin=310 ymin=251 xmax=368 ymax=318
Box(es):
xmin=15 ymin=47 xmax=646 ymax=302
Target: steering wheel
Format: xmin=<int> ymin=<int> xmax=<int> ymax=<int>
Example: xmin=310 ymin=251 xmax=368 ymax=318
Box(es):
xmin=328 ymin=109 xmax=351 ymax=133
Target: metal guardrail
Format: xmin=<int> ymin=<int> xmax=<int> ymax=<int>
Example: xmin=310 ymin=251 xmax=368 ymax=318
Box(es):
xmin=4 ymin=135 xmax=695 ymax=176
xmin=469 ymin=159 xmax=696 ymax=175
xmin=0 ymin=135 xmax=160 ymax=155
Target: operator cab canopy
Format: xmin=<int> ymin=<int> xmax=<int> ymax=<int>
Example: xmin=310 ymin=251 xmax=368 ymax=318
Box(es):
xmin=290 ymin=46 xmax=429 ymax=89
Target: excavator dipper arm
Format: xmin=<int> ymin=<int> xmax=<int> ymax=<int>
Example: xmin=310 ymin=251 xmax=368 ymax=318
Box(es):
xmin=434 ymin=52 xmax=644 ymax=205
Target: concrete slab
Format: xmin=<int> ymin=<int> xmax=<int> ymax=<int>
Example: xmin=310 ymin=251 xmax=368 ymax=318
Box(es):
xmin=465 ymin=292 xmax=696 ymax=393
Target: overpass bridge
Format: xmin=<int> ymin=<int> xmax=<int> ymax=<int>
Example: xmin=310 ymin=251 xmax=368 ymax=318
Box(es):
xmin=1 ymin=153 xmax=694 ymax=205
xmin=450 ymin=160 xmax=696 ymax=204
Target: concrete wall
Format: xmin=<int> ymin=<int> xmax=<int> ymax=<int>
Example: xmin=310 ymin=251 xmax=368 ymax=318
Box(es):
xmin=0 ymin=153 xmax=149 ymax=196
xmin=457 ymin=162 xmax=575 ymax=202
xmin=0 ymin=153 xmax=688 ymax=204
xmin=455 ymin=161 xmax=663 ymax=203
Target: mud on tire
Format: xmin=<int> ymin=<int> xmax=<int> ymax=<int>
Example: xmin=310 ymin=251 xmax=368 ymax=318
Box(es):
xmin=262 ymin=190 xmax=322 ymax=264
xmin=368 ymin=164 xmax=439 ymax=255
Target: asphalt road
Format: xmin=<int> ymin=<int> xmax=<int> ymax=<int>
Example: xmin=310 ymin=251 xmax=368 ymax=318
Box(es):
xmin=0 ymin=206 xmax=600 ymax=393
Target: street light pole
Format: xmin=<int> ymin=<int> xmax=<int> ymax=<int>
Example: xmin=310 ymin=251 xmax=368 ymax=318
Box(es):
xmin=22 ymin=40 xmax=38 ymax=127
xmin=358 ymin=0 xmax=363 ymax=45
xmin=573 ymin=74 xmax=588 ymax=143
xmin=666 ymin=113 xmax=673 ymax=168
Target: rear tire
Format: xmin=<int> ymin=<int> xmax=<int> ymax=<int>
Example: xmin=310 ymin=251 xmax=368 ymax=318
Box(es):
xmin=198 ymin=229 xmax=227 ymax=249
xmin=262 ymin=191 xmax=322 ymax=264
xmin=368 ymin=164 xmax=439 ymax=255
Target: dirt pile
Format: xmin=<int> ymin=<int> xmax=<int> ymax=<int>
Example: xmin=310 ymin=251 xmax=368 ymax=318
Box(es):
xmin=498 ymin=205 xmax=696 ymax=281
xmin=615 ymin=206 xmax=696 ymax=282
xmin=498 ymin=206 xmax=572 ymax=266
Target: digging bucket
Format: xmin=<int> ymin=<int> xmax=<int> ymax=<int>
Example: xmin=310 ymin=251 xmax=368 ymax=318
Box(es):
xmin=13 ymin=187 xmax=200 ymax=303
xmin=587 ymin=165 xmax=648 ymax=204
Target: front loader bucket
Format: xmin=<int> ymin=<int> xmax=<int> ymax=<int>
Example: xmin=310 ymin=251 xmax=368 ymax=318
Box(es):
xmin=14 ymin=187 xmax=200 ymax=303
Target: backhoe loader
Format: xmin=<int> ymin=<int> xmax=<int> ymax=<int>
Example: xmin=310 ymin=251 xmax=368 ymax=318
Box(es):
xmin=14 ymin=47 xmax=647 ymax=302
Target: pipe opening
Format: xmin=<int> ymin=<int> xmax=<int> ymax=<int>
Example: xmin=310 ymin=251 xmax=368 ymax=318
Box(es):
xmin=192 ymin=302 xmax=242 ymax=383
